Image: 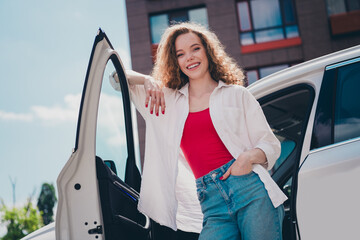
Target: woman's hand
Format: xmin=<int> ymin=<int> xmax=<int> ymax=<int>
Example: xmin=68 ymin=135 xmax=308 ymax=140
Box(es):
xmin=220 ymin=148 xmax=267 ymax=180
xmin=125 ymin=69 xmax=166 ymax=116
xmin=144 ymin=76 xmax=166 ymax=116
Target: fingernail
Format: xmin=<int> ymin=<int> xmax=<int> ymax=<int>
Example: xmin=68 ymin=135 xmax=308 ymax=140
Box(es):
xmin=162 ymin=110 xmax=165 ymax=114
xmin=146 ymin=104 xmax=148 ymax=108
xmin=219 ymin=176 xmax=223 ymax=180
xmin=150 ymin=110 xmax=153 ymax=114
xmin=156 ymin=112 xmax=159 ymax=116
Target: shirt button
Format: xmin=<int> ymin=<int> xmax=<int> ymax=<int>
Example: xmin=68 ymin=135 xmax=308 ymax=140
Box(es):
xmin=211 ymin=173 xmax=217 ymax=178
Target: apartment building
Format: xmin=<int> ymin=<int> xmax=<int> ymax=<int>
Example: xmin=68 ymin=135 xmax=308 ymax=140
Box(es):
xmin=125 ymin=0 xmax=360 ymax=161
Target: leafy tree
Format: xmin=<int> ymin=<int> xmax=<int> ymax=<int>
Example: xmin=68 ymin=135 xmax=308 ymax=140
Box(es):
xmin=0 ymin=199 xmax=43 ymax=240
xmin=37 ymin=183 xmax=57 ymax=225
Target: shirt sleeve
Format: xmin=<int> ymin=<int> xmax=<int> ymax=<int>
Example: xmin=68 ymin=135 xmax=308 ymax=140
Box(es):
xmin=242 ymin=88 xmax=281 ymax=170
xmin=127 ymin=82 xmax=175 ymax=121
xmin=128 ymin=83 xmax=149 ymax=119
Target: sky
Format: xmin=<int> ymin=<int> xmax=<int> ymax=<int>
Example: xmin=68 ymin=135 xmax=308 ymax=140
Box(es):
xmin=0 ymin=0 xmax=132 ymax=216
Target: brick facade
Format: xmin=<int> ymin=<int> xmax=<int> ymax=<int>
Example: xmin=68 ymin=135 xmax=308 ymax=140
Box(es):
xmin=125 ymin=0 xmax=360 ymax=163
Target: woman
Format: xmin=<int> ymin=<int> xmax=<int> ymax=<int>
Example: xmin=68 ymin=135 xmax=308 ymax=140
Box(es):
xmin=124 ymin=22 xmax=287 ymax=239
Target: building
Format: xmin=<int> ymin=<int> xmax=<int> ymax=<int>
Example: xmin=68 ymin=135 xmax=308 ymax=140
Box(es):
xmin=125 ymin=0 xmax=360 ymax=162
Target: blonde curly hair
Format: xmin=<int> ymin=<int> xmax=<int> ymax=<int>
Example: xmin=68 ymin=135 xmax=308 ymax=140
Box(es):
xmin=152 ymin=22 xmax=245 ymax=89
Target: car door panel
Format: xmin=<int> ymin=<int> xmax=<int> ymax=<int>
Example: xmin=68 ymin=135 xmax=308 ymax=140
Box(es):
xmin=297 ymin=139 xmax=360 ymax=239
xmin=56 ymin=30 xmax=147 ymax=240
xmin=56 ymin=32 xmax=112 ymax=240
xmin=297 ymin=57 xmax=360 ymax=239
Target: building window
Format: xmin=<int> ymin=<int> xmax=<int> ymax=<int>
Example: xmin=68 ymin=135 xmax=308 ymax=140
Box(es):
xmin=326 ymin=0 xmax=360 ymax=35
xmin=149 ymin=7 xmax=208 ymax=44
xmin=246 ymin=63 xmax=291 ymax=85
xmin=237 ymin=0 xmax=301 ymax=53
xmin=326 ymin=0 xmax=360 ymax=16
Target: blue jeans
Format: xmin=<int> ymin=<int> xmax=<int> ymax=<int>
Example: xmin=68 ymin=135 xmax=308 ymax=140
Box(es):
xmin=195 ymin=159 xmax=284 ymax=240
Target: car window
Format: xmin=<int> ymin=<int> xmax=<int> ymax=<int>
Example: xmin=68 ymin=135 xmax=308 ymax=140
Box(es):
xmin=311 ymin=58 xmax=360 ymax=150
xmin=96 ymin=60 xmax=128 ymax=180
xmin=334 ymin=61 xmax=360 ymax=143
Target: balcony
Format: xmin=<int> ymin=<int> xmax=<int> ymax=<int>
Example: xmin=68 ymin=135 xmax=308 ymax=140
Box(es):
xmin=330 ymin=10 xmax=360 ymax=35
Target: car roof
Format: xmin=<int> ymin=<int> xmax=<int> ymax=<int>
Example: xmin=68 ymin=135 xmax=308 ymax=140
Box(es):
xmin=248 ymin=45 xmax=360 ymax=99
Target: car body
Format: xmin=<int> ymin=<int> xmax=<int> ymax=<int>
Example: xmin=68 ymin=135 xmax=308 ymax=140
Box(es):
xmin=22 ymin=30 xmax=360 ymax=240
xmin=249 ymin=45 xmax=360 ymax=240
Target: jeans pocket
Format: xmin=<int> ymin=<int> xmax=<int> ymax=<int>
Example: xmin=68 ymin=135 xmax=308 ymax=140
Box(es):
xmin=229 ymin=171 xmax=255 ymax=178
xmin=197 ymin=188 xmax=206 ymax=203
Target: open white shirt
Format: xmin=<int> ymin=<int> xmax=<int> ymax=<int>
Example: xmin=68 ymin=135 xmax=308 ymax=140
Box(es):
xmin=128 ymin=80 xmax=288 ymax=232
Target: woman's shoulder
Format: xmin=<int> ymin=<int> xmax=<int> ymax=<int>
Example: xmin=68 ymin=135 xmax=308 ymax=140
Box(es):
xmin=162 ymin=87 xmax=179 ymax=100
xmin=220 ymin=82 xmax=257 ymax=107
xmin=162 ymin=86 xmax=176 ymax=94
xmin=221 ymin=82 xmax=249 ymax=95
xmin=161 ymin=87 xmax=181 ymax=106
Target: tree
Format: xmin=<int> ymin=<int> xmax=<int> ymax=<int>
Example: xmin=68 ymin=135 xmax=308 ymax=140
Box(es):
xmin=37 ymin=183 xmax=57 ymax=225
xmin=0 ymin=199 xmax=43 ymax=240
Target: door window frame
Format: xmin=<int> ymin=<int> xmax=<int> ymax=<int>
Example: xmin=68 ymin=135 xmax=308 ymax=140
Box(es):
xmin=257 ymin=83 xmax=315 ymax=239
xmin=311 ymin=56 xmax=360 ymax=151
xmin=74 ymin=32 xmax=139 ymax=190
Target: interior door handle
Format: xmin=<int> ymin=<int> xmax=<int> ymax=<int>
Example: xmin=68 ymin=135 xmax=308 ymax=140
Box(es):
xmin=115 ymin=214 xmax=151 ymax=231
xmin=113 ymin=181 xmax=139 ymax=201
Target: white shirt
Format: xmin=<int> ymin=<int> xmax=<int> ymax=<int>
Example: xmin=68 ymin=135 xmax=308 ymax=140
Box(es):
xmin=128 ymin=80 xmax=288 ymax=232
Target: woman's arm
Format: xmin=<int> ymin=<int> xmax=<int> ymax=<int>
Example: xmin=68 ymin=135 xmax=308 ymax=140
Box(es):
xmin=126 ymin=70 xmax=166 ymax=116
xmin=221 ymin=88 xmax=280 ymax=180
xmin=126 ymin=69 xmax=151 ymax=85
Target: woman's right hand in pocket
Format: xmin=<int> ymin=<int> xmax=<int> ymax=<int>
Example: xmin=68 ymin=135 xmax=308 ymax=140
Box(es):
xmin=144 ymin=76 xmax=166 ymax=116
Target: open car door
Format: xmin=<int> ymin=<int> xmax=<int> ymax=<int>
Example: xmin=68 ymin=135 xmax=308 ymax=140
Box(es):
xmin=56 ymin=29 xmax=150 ymax=240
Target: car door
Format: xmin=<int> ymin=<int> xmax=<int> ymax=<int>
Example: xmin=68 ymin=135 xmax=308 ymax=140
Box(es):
xmin=56 ymin=29 xmax=149 ymax=240
xmin=258 ymin=84 xmax=315 ymax=240
xmin=296 ymin=57 xmax=360 ymax=239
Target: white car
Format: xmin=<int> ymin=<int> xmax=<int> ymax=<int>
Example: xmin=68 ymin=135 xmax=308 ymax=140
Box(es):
xmin=22 ymin=30 xmax=360 ymax=240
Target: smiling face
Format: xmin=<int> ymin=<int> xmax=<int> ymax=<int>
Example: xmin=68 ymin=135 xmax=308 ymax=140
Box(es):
xmin=175 ymin=32 xmax=211 ymax=82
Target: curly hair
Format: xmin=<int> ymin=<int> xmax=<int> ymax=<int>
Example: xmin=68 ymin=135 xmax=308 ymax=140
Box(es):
xmin=152 ymin=22 xmax=245 ymax=89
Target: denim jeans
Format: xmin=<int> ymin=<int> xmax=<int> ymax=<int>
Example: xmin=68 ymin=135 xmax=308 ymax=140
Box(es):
xmin=195 ymin=159 xmax=284 ymax=240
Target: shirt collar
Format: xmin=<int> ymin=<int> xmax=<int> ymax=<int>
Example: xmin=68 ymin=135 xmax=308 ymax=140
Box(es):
xmin=178 ymin=82 xmax=189 ymax=96
xmin=217 ymin=80 xmax=231 ymax=88
xmin=177 ymin=80 xmax=231 ymax=96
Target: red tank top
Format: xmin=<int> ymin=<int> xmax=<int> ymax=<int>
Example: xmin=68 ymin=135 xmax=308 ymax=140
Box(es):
xmin=180 ymin=108 xmax=233 ymax=178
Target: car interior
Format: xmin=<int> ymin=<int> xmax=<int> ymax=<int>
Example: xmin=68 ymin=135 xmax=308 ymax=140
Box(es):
xmin=96 ymin=155 xmax=151 ymax=240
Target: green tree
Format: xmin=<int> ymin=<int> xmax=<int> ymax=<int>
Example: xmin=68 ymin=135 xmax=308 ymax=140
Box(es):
xmin=0 ymin=199 xmax=43 ymax=240
xmin=37 ymin=183 xmax=57 ymax=225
